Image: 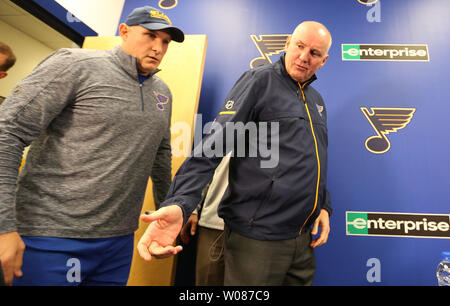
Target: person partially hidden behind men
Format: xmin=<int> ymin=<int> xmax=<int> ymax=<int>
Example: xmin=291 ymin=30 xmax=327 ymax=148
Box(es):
xmin=0 ymin=42 xmax=16 ymax=104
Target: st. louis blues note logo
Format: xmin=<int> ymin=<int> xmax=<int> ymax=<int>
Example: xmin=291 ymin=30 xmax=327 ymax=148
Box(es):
xmin=361 ymin=107 xmax=415 ymax=154
xmin=154 ymin=91 xmax=169 ymax=111
xmin=357 ymin=0 xmax=379 ymax=4
xmin=316 ymin=104 xmax=324 ymax=117
xmin=159 ymin=0 xmax=178 ymax=9
xmin=250 ymin=35 xmax=289 ymax=68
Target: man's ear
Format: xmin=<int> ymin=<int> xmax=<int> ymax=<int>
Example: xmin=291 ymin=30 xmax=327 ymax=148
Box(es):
xmin=320 ymin=55 xmax=329 ymax=69
xmin=118 ymin=23 xmax=129 ymax=40
xmin=0 ymin=72 xmax=7 ymax=79
xmin=284 ymin=35 xmax=292 ymax=51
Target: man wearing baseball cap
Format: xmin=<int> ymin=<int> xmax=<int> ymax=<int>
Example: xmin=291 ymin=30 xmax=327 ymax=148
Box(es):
xmin=0 ymin=7 xmax=183 ymax=286
xmin=124 ymin=6 xmax=184 ymax=43
xmin=119 ymin=6 xmax=183 ymax=78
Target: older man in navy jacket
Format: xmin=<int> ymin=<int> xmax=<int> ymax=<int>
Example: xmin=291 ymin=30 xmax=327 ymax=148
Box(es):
xmin=138 ymin=21 xmax=333 ymax=286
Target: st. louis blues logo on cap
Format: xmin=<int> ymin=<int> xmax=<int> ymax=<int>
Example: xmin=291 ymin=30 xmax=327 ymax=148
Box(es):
xmin=124 ymin=5 xmax=184 ymax=42
xmin=149 ymin=9 xmax=172 ymax=24
xmin=153 ymin=91 xmax=169 ymax=111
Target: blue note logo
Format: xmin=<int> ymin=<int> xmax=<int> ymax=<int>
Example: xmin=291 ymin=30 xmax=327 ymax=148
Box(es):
xmin=159 ymin=0 xmax=178 ymax=9
xmin=150 ymin=10 xmax=172 ymax=24
xmin=250 ymin=35 xmax=289 ymax=68
xmin=316 ymin=104 xmax=324 ymax=117
xmin=154 ymin=91 xmax=169 ymax=111
xmin=357 ymin=0 xmax=379 ymax=4
xmin=361 ymin=107 xmax=415 ymax=154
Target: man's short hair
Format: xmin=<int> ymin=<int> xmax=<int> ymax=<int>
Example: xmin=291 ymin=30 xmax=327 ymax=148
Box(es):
xmin=0 ymin=42 xmax=17 ymax=72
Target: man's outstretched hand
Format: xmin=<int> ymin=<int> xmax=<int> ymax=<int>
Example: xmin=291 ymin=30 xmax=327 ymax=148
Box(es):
xmin=137 ymin=205 xmax=184 ymax=261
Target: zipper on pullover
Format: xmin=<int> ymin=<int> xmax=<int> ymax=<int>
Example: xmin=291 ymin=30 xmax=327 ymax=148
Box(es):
xmin=138 ymin=69 xmax=160 ymax=112
xmin=298 ymin=82 xmax=321 ymax=235
xmin=139 ymin=83 xmax=144 ymax=112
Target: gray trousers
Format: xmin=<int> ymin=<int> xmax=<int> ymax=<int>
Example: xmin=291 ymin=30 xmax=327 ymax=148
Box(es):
xmin=223 ymin=226 xmax=315 ymax=286
xmin=195 ymin=226 xmax=225 ymax=286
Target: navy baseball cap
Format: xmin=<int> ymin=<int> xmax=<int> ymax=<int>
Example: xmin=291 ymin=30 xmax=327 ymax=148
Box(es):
xmin=125 ymin=6 xmax=184 ymax=42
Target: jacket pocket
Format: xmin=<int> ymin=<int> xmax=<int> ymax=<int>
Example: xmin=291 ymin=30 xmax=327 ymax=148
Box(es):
xmin=248 ymin=178 xmax=274 ymax=228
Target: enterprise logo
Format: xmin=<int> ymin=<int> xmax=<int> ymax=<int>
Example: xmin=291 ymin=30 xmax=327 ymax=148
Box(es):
xmin=346 ymin=211 xmax=450 ymax=239
xmin=342 ymin=44 xmax=429 ymax=61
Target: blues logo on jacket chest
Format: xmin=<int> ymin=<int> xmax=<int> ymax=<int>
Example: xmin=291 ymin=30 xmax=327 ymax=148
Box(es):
xmin=153 ymin=91 xmax=169 ymax=111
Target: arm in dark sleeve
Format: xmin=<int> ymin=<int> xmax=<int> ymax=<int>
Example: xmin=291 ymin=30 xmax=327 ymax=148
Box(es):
xmin=0 ymin=50 xmax=78 ymax=233
xmin=322 ymin=189 xmax=332 ymax=216
xmin=159 ymin=70 xmax=260 ymax=224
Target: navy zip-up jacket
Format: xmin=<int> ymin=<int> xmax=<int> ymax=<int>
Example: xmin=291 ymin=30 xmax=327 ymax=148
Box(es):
xmin=160 ymin=53 xmax=332 ymax=241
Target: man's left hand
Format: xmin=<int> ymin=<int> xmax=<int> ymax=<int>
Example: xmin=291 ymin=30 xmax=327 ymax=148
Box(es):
xmin=310 ymin=209 xmax=330 ymax=248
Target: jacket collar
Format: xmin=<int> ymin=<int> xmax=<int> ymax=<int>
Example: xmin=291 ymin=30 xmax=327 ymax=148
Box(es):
xmin=276 ymin=53 xmax=317 ymax=90
xmin=110 ymin=45 xmax=160 ymax=81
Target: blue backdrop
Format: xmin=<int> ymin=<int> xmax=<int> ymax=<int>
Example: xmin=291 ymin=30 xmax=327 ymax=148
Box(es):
xmin=119 ymin=0 xmax=450 ymax=285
